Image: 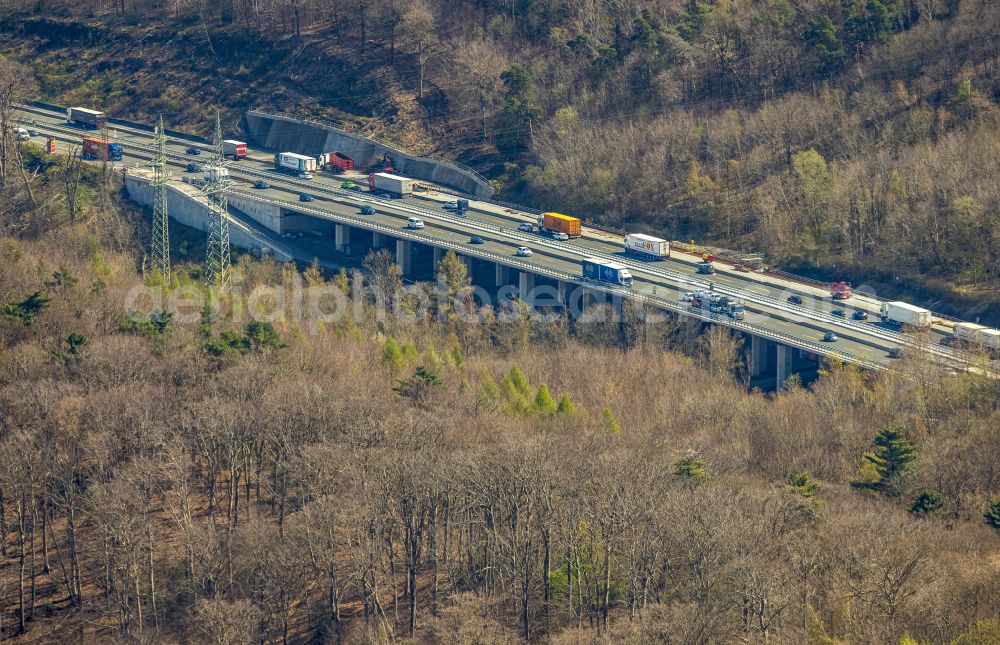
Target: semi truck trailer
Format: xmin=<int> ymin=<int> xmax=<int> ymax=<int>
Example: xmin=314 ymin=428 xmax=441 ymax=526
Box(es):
xmin=624 ymin=233 xmax=670 ymax=259
xmin=537 ymin=212 xmax=581 ymax=238
xmin=276 ymin=152 xmax=317 ymax=176
xmin=953 ymin=322 xmax=1000 ymax=351
xmin=582 ymin=258 xmax=632 ymax=287
xmin=82 ymin=136 xmax=123 ymax=161
xmin=880 ymin=301 xmax=932 ymax=328
xmin=369 ymin=172 xmax=415 ymax=197
xmin=222 ymin=140 xmax=247 ymax=160
xmin=319 ymin=152 xmax=354 ymax=172
xmin=68 ymin=107 xmax=107 ymax=129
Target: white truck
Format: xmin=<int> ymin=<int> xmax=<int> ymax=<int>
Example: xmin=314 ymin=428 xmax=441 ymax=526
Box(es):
xmin=369 ymin=172 xmax=415 ymax=197
xmin=202 ymin=166 xmax=230 ymax=182
xmin=624 ymin=233 xmax=670 ymax=259
xmin=880 ymin=301 xmax=932 ymax=328
xmin=67 ymin=107 xmax=107 ymax=129
xmin=979 ymin=328 xmax=1000 ymax=351
xmin=953 ymin=322 xmax=986 ymax=343
xmin=953 ymin=322 xmax=1000 ymax=351
xmin=277 ymin=152 xmax=317 ymax=177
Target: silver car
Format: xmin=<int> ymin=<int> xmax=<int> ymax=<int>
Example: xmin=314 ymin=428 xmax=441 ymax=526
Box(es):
xmin=515 ymin=246 xmax=532 ymax=257
xmin=551 ymin=231 xmax=569 ymax=241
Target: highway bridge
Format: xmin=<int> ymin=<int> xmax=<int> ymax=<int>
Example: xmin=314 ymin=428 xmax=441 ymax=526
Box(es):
xmin=16 ymin=102 xmax=989 ymax=388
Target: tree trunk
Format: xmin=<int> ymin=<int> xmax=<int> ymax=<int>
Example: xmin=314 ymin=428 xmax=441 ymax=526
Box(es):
xmin=18 ymin=499 xmax=26 ymax=634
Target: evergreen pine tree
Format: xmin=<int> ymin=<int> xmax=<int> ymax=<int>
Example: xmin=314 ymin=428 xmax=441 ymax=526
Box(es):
xmin=401 ymin=339 xmax=419 ymax=364
xmin=507 ymin=365 xmax=532 ymax=399
xmin=556 ymin=394 xmax=575 ymax=415
xmin=985 ymin=498 xmax=1000 ymax=536
xmin=602 ymin=407 xmax=621 ymax=435
xmin=673 ymin=455 xmax=708 ymax=485
xmin=859 ymin=427 xmax=917 ymax=495
xmin=910 ymin=489 xmax=944 ymax=517
xmin=532 ymin=384 xmax=556 ymax=415
xmin=381 ymin=337 xmax=406 ymax=370
xmin=788 ymin=470 xmax=819 ymax=498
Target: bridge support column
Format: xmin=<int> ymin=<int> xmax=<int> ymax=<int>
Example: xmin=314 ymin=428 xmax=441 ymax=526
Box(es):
xmin=611 ymin=294 xmax=624 ymax=319
xmin=335 ymin=224 xmax=351 ymax=253
xmin=372 ymin=232 xmax=387 ymax=249
xmin=432 ymin=247 xmax=442 ymax=273
xmin=495 ymin=263 xmax=510 ymax=286
xmin=775 ymin=344 xmax=787 ymax=389
xmin=519 ymin=271 xmax=535 ymax=306
xmin=557 ymin=281 xmax=569 ymax=307
xmin=751 ymin=336 xmax=766 ymax=378
xmin=396 ymin=239 xmax=412 ymax=276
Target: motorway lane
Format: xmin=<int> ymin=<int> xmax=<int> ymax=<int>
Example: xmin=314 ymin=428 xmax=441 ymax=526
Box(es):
xmin=18 ymin=104 xmax=908 ymax=365
xmin=16 ymin=106 xmax=942 ymax=329
xmin=244 ymin=187 xmax=901 ymax=363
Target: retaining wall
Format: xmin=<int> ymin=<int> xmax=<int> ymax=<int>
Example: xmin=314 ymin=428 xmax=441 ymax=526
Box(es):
xmin=124 ymin=173 xmax=292 ymax=262
xmin=244 ymin=111 xmax=495 ymax=200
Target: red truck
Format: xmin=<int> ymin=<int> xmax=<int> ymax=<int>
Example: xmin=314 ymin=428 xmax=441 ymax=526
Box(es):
xmin=328 ymin=152 xmax=354 ymax=172
xmin=831 ymin=281 xmax=853 ymax=299
xmin=223 ymin=140 xmax=247 ymax=160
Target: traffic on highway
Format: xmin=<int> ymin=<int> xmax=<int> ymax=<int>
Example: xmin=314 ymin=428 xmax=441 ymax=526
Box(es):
xmin=16 ymin=102 xmax=999 ymax=373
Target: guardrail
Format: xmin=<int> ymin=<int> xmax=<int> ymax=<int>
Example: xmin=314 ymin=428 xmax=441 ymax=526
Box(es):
xmin=221 ymin=188 xmax=892 ymax=371
xmin=101 ymin=129 xmax=965 ymax=364
xmin=18 ymin=107 xmax=981 ymax=367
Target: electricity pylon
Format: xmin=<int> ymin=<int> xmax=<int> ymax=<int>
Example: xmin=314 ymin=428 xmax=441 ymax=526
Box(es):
xmin=149 ymin=115 xmax=170 ymax=283
xmin=203 ymin=112 xmax=232 ymax=288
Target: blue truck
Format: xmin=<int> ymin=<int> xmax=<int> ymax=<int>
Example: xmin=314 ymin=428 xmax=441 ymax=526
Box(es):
xmin=82 ymin=136 xmax=123 ymax=161
xmin=582 ymin=258 xmax=633 ymax=287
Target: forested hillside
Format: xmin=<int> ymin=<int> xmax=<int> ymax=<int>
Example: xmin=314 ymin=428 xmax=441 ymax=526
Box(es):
xmin=3 ymin=1 xmax=1000 ymax=304
xmin=0 ymin=138 xmax=999 ymax=642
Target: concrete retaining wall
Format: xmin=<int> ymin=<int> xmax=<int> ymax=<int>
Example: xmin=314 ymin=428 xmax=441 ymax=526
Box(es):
xmin=244 ymin=111 xmax=495 ymax=200
xmin=125 ymin=173 xmax=292 ymax=262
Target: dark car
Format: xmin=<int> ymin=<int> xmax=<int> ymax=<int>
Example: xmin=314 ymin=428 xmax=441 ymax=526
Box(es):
xmin=186 ymin=163 xmax=201 ymax=173
xmin=253 ymin=180 xmax=270 ymax=189
xmin=27 ymin=129 xmax=38 ymax=137
xmin=823 ymin=331 xmax=838 ymax=342
xmin=299 ymin=193 xmax=314 ymax=202
xmin=852 ymin=310 xmax=869 ymax=321
xmin=470 ymin=235 xmax=484 ymax=244
xmin=787 ymin=295 xmax=803 ymax=305
xmin=832 ymin=309 xmax=846 ymax=318
xmin=360 ymin=205 xmax=375 ymax=215
xmin=186 ymin=147 xmax=201 ymax=156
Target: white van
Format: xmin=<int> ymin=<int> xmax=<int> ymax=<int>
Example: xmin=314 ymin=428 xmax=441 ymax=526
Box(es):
xmin=16 ymin=127 xmax=29 ymax=141
xmin=406 ymin=217 xmax=424 ymax=229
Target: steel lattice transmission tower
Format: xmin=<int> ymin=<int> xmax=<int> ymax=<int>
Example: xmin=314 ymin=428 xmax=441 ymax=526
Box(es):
xmin=149 ymin=115 xmax=171 ymax=283
xmin=203 ymin=112 xmax=232 ymax=288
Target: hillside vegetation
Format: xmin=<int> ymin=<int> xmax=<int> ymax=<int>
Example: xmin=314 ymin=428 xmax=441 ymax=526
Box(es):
xmin=3 ymin=2 xmax=1000 ymax=312
xmin=0 ymin=140 xmax=999 ymax=642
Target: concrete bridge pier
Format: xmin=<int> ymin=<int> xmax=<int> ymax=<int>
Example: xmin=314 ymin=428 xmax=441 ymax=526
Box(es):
xmin=372 ymin=232 xmax=388 ymax=249
xmin=432 ymin=247 xmax=443 ymax=274
xmin=335 ymin=224 xmax=351 ymax=253
xmin=495 ymin=263 xmax=510 ymax=287
xmin=557 ymin=281 xmax=569 ymax=307
xmin=519 ymin=271 xmax=535 ymax=306
xmin=396 ymin=239 xmax=412 ymax=276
